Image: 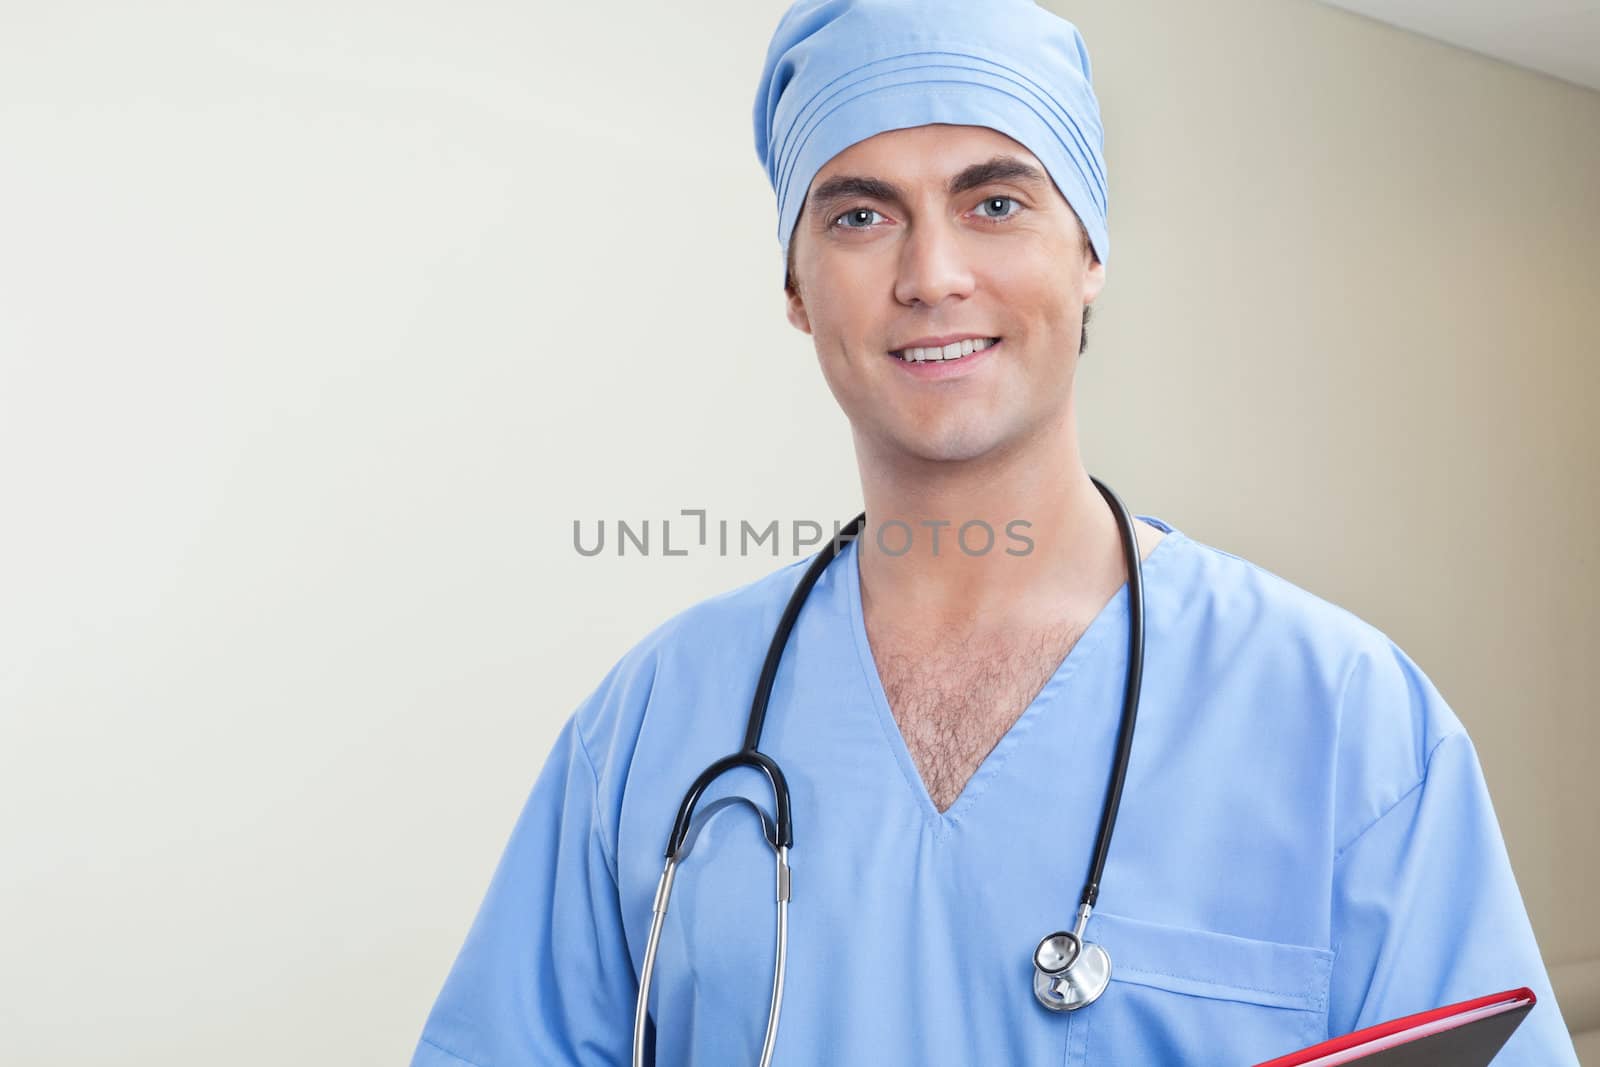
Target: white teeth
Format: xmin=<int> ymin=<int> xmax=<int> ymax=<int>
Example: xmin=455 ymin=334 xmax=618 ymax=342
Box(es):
xmin=894 ymin=337 xmax=998 ymax=362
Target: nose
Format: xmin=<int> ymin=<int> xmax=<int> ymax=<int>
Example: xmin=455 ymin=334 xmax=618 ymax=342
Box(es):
xmin=892 ymin=218 xmax=977 ymax=308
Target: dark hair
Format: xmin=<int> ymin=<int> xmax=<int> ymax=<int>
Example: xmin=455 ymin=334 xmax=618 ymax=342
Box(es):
xmin=783 ymin=216 xmax=1098 ymax=356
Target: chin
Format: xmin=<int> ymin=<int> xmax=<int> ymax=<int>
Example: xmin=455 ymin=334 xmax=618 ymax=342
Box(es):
xmin=893 ymin=424 xmax=1009 ymax=465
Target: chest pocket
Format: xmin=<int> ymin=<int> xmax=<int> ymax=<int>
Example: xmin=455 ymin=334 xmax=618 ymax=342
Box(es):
xmin=1065 ymin=911 xmax=1333 ymax=1066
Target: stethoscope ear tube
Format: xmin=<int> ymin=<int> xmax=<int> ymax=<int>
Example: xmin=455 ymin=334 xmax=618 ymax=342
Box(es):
xmin=742 ymin=513 xmax=868 ymax=753
xmin=661 ymin=514 xmax=869 ymax=859
xmin=664 ymin=750 xmax=793 ymax=856
xmin=635 ymin=524 xmax=853 ymax=1065
xmin=633 ymin=860 xmax=676 ymax=1067
xmin=635 ymin=515 xmax=862 ymax=1063
xmin=635 ymin=814 xmax=793 ymax=1067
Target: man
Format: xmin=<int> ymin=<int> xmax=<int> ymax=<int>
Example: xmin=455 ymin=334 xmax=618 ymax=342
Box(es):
xmin=410 ymin=1 xmax=1579 ymax=1063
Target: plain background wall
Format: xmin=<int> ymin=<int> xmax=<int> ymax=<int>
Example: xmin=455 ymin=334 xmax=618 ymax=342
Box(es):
xmin=1 ymin=0 xmax=1595 ymax=1062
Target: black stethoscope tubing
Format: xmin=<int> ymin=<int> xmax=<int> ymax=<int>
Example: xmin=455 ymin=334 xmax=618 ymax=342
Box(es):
xmin=661 ymin=475 xmax=1145 ymax=921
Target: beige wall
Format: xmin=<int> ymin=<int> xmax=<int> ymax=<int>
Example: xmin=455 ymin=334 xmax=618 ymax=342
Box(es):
xmin=0 ymin=0 xmax=1594 ymax=1063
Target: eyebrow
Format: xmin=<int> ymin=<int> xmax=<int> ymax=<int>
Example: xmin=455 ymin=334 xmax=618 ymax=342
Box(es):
xmin=805 ymin=155 xmax=1049 ymax=221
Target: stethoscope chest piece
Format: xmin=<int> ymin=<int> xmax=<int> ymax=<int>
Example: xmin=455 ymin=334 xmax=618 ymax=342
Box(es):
xmin=1032 ymin=929 xmax=1112 ymax=1012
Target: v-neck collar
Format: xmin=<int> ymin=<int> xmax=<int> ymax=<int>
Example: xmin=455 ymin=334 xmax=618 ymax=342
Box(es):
xmin=842 ymin=515 xmax=1184 ymax=833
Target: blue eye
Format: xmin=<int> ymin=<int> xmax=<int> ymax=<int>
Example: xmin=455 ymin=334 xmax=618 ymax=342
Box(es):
xmin=829 ymin=197 xmax=1022 ymax=231
xmin=976 ymin=196 xmax=1021 ymax=220
xmin=832 ymin=207 xmax=884 ymax=229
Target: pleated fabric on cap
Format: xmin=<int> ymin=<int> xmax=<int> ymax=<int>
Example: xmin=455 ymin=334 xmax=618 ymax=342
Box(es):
xmin=752 ymin=0 xmax=1109 ymax=287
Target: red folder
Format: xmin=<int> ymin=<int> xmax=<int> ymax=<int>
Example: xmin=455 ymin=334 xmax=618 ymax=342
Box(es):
xmin=1253 ymin=988 xmax=1535 ymax=1066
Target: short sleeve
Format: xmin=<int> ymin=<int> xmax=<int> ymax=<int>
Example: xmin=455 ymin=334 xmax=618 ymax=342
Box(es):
xmin=1329 ymin=727 xmax=1580 ymax=1063
xmin=408 ymin=710 xmax=638 ymax=1067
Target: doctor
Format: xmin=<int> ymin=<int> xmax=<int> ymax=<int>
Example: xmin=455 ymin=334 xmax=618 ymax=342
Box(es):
xmin=410 ymin=1 xmax=1579 ymax=1063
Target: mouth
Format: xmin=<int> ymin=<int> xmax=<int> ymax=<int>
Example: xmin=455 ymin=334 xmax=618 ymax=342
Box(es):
xmin=887 ymin=337 xmax=1002 ymax=364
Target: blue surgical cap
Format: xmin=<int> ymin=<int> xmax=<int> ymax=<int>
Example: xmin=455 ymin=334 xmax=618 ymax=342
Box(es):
xmin=753 ymin=0 xmax=1109 ymax=288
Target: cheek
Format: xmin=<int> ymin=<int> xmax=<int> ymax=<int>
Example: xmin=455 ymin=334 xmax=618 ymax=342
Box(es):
xmin=804 ymin=313 xmax=867 ymax=395
xmin=812 ymin=346 xmax=878 ymax=421
xmin=806 ymin=281 xmax=883 ymax=362
xmin=988 ymin=255 xmax=1082 ymax=327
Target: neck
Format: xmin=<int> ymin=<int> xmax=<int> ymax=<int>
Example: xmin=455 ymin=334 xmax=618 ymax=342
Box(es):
xmin=852 ymin=418 xmax=1129 ymax=634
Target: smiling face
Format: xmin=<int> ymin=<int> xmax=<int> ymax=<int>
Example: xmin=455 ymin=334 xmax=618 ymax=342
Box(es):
xmin=784 ymin=123 xmax=1104 ymax=468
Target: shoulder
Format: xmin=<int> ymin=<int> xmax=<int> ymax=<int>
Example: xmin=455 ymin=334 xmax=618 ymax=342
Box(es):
xmin=565 ymin=552 xmax=816 ymax=787
xmin=1157 ymin=527 xmax=1468 ymax=847
xmin=1154 ymin=528 xmax=1396 ymax=676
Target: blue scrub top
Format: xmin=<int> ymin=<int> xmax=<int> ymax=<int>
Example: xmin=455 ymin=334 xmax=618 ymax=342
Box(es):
xmin=411 ymin=516 xmax=1579 ymax=1065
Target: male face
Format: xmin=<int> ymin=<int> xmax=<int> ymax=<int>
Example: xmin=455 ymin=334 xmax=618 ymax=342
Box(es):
xmin=785 ymin=123 xmax=1105 ymax=467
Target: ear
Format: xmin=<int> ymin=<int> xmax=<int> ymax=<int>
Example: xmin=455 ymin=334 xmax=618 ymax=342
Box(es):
xmin=785 ymin=285 xmax=813 ymax=335
xmin=1081 ymin=255 xmax=1106 ymax=306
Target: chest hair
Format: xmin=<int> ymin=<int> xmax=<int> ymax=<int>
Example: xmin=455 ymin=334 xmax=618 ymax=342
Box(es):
xmin=871 ymin=619 xmax=1089 ymax=813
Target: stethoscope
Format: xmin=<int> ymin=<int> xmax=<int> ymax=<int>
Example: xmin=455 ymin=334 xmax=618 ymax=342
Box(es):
xmin=633 ymin=476 xmax=1147 ymax=1066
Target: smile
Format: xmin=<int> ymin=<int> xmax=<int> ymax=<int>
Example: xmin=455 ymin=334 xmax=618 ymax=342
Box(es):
xmin=889 ymin=337 xmax=1001 ymax=363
